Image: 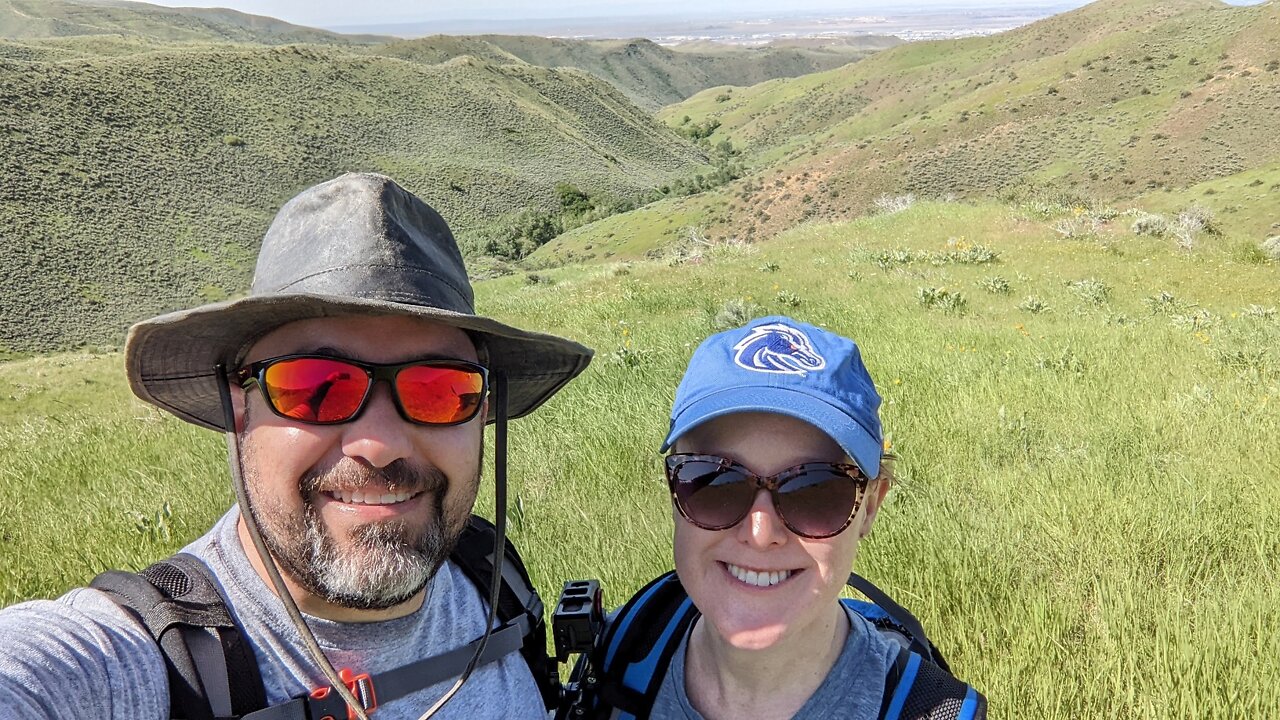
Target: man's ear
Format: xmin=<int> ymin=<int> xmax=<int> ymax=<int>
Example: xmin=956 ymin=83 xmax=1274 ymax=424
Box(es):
xmin=857 ymin=479 xmax=892 ymax=538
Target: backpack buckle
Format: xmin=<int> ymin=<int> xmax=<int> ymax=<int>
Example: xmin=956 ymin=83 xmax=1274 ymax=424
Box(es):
xmin=310 ymin=667 xmax=378 ymax=720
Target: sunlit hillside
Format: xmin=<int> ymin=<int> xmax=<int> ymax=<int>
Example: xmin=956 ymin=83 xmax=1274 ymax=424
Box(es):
xmin=0 ymin=46 xmax=706 ymax=353
xmin=373 ymin=34 xmax=897 ymax=110
xmin=658 ymin=0 xmax=1279 ymax=242
xmin=0 ymin=0 xmax=389 ymax=44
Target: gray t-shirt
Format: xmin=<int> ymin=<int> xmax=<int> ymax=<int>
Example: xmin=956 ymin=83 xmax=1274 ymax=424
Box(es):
xmin=651 ymin=607 xmax=899 ymax=720
xmin=0 ymin=507 xmax=545 ymax=720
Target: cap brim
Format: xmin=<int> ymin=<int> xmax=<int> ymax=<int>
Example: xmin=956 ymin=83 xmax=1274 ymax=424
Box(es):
xmin=126 ymin=293 xmax=593 ymax=430
xmin=660 ymin=386 xmax=882 ymax=479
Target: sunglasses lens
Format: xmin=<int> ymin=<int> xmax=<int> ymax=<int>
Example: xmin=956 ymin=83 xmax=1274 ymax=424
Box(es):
xmin=396 ymin=364 xmax=485 ymax=424
xmin=261 ymin=358 xmax=369 ymax=423
xmin=670 ymin=459 xmax=755 ymax=530
xmin=776 ymin=468 xmax=863 ymax=538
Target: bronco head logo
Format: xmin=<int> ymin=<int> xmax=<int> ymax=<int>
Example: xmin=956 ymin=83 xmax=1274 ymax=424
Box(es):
xmin=732 ymin=323 xmax=827 ymax=376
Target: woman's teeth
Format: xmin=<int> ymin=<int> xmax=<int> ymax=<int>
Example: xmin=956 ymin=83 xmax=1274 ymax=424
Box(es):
xmin=327 ymin=489 xmax=418 ymax=505
xmin=726 ymin=563 xmax=793 ymax=588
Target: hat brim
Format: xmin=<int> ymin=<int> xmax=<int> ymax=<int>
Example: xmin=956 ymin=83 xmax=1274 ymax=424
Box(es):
xmin=660 ymin=386 xmax=882 ymax=479
xmin=126 ymin=293 xmax=593 ymax=431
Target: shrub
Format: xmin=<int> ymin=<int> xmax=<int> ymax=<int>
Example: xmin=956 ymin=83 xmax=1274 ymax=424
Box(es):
xmin=1131 ymin=211 xmax=1171 ymax=237
xmin=1170 ymin=309 xmax=1219 ymax=331
xmin=1172 ymin=205 xmax=1217 ymax=249
xmin=712 ymin=299 xmax=766 ymax=330
xmin=1068 ymin=278 xmax=1111 ymax=306
xmin=917 ymin=287 xmax=968 ymax=315
xmin=775 ymin=290 xmax=802 ymax=308
xmin=873 ymin=194 xmax=915 ymax=214
xmin=1260 ymin=236 xmax=1280 ymax=261
xmin=1144 ymin=291 xmax=1190 ymax=315
xmin=978 ymin=275 xmax=1012 ymax=294
xmin=1019 ymin=295 xmax=1051 ymax=314
xmin=950 ymin=245 xmax=1000 ymax=264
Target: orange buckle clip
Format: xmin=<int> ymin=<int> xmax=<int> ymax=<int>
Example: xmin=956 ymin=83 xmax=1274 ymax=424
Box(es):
xmin=310 ymin=668 xmax=377 ymax=720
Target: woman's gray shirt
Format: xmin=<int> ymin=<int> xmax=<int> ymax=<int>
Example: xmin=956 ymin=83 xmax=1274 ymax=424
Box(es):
xmin=651 ymin=607 xmax=899 ymax=719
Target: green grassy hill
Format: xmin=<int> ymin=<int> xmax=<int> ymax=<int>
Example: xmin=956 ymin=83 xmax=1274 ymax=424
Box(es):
xmin=0 ymin=0 xmax=388 ymax=44
xmin=370 ymin=34 xmax=898 ymax=110
xmin=3 ymin=201 xmax=1276 ymax=717
xmin=0 ymin=46 xmax=707 ymax=354
xmin=657 ymin=0 xmax=1280 ymax=242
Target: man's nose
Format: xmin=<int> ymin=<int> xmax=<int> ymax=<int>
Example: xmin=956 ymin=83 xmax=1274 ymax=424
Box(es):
xmin=340 ymin=382 xmax=413 ymax=468
xmin=736 ymin=488 xmax=790 ymax=549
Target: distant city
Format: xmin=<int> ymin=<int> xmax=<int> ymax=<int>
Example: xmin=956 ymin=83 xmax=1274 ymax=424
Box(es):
xmin=330 ymin=4 xmax=1087 ymax=43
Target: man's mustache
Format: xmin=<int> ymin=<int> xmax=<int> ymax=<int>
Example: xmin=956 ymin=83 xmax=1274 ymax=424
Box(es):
xmin=302 ymin=460 xmax=448 ymax=497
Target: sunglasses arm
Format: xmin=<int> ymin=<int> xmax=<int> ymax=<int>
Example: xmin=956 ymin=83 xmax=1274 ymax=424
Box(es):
xmin=215 ymin=365 xmax=373 ymax=720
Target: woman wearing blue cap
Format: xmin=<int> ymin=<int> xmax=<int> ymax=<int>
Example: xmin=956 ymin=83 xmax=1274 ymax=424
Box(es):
xmin=566 ymin=317 xmax=985 ymax=720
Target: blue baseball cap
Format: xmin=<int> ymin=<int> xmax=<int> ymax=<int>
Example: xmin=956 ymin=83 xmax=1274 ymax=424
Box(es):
xmin=661 ymin=316 xmax=883 ymax=478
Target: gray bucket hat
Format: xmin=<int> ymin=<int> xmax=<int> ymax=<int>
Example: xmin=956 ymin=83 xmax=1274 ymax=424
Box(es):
xmin=126 ymin=172 xmax=593 ymax=430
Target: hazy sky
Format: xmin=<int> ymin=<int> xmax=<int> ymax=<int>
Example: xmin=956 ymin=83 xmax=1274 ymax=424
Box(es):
xmin=146 ymin=0 xmax=1268 ymax=28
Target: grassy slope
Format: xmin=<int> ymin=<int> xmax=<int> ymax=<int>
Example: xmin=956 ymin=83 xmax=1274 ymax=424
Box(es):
xmin=0 ymin=47 xmax=708 ymax=354
xmin=370 ymin=34 xmax=895 ymax=111
xmin=656 ymin=0 xmax=1280 ymax=241
xmin=0 ymin=0 xmax=388 ymax=44
xmin=2 ymin=203 xmax=1276 ymax=716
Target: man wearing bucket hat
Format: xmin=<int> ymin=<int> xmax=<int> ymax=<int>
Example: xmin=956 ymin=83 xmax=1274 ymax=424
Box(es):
xmin=561 ymin=317 xmax=985 ymax=720
xmin=0 ymin=173 xmax=593 ymax=720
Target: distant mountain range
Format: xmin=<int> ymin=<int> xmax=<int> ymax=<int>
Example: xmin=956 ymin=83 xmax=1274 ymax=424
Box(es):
xmin=2 ymin=0 xmax=1276 ymax=354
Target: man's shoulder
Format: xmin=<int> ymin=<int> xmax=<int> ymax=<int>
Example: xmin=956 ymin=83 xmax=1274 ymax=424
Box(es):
xmin=0 ymin=588 xmax=169 ymax=719
xmin=2 ymin=586 xmax=148 ymax=636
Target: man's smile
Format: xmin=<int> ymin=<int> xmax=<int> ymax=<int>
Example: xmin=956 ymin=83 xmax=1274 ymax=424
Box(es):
xmin=322 ymin=488 xmax=424 ymax=506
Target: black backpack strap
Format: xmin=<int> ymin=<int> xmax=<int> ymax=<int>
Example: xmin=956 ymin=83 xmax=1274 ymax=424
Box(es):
xmin=92 ymin=552 xmax=267 ymax=720
xmin=590 ymin=572 xmax=699 ymax=719
xmin=879 ymin=648 xmax=987 ymax=720
xmin=448 ymin=515 xmax=557 ymax=710
xmin=848 ymin=573 xmax=950 ymax=673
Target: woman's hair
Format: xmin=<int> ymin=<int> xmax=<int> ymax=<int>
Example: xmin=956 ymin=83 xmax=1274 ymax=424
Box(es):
xmin=874 ymin=453 xmax=896 ymax=486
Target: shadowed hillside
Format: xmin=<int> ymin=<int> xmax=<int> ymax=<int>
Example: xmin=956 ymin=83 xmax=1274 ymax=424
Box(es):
xmin=659 ymin=0 xmax=1280 ymax=240
xmin=0 ymin=46 xmax=706 ymax=353
xmin=0 ymin=0 xmax=389 ymax=44
xmin=372 ymin=34 xmax=899 ymax=110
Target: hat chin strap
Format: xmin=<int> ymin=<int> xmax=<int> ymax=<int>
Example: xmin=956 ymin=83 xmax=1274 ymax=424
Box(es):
xmin=215 ymin=366 xmax=511 ymax=720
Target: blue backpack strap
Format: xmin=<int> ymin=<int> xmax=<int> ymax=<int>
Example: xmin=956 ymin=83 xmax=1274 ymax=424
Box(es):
xmin=879 ymin=648 xmax=987 ymax=720
xmin=591 ymin=571 xmax=699 ymax=720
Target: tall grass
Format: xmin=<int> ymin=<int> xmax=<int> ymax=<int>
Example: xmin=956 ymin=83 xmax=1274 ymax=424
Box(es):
xmin=1 ymin=203 xmax=1276 ymax=717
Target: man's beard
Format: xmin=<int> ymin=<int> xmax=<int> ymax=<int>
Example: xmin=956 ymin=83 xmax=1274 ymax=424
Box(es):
xmin=240 ymin=443 xmax=471 ymax=611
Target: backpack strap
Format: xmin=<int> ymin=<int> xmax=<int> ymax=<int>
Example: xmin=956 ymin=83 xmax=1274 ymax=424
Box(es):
xmin=448 ymin=515 xmax=557 ymax=710
xmin=879 ymin=648 xmax=987 ymax=720
xmin=588 ymin=572 xmax=698 ymax=720
xmin=846 ymin=573 xmax=950 ymax=672
xmin=578 ymin=572 xmax=982 ymax=720
xmin=92 ymin=515 xmax=554 ymax=720
xmin=91 ymin=552 xmax=267 ymax=720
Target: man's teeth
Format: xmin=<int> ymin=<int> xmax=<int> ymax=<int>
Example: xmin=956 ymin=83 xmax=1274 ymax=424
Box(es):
xmin=726 ymin=563 xmax=792 ymax=588
xmin=329 ymin=489 xmax=419 ymax=505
